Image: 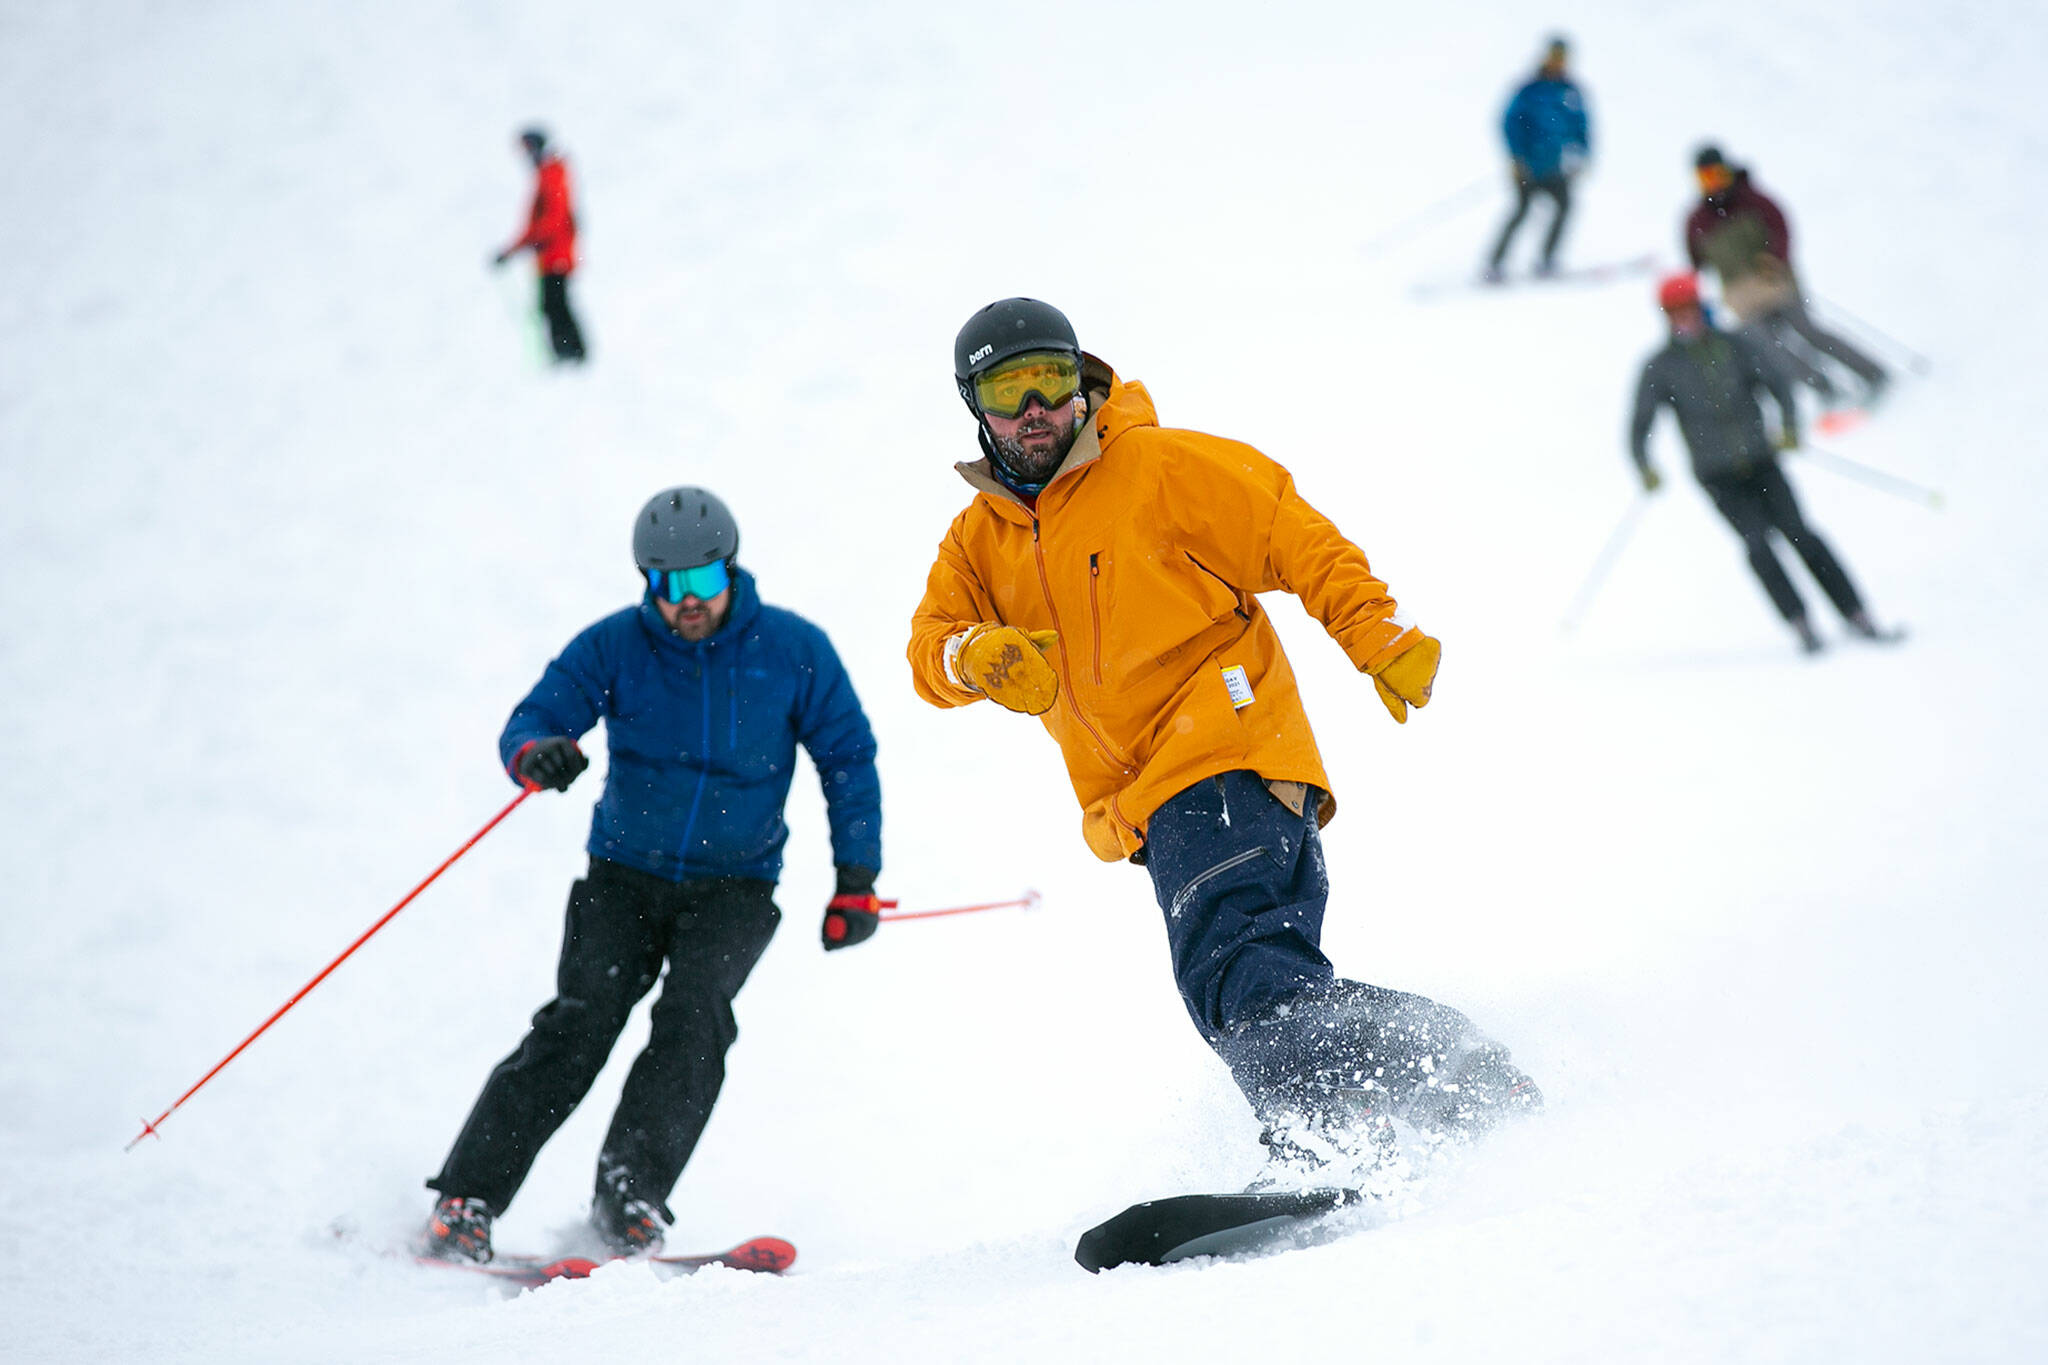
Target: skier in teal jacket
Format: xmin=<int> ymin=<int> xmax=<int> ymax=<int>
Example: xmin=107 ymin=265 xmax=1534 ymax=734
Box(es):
xmin=1486 ymin=36 xmax=1591 ymax=280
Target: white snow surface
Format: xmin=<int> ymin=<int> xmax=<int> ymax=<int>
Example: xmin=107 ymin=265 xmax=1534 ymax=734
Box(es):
xmin=5 ymin=2 xmax=2047 ymax=1361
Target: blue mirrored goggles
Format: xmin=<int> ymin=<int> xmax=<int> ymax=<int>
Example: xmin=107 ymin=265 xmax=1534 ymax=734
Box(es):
xmin=644 ymin=559 xmax=731 ymax=603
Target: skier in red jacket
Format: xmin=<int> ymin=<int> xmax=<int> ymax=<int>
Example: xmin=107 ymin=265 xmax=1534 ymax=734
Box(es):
xmin=493 ymin=127 xmax=586 ymax=363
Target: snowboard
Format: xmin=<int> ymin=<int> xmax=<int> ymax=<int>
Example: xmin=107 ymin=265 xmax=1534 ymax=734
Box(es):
xmin=420 ymin=1234 xmax=796 ymax=1288
xmin=1074 ymin=1188 xmax=1363 ymax=1272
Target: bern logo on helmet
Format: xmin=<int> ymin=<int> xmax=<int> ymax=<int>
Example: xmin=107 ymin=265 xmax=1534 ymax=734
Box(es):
xmin=968 ymin=344 xmax=993 ymax=365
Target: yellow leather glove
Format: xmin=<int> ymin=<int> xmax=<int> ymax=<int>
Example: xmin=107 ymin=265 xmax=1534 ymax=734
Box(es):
xmin=955 ymin=625 xmax=1060 ymax=716
xmin=1640 ymin=465 xmax=1663 ymax=493
xmin=1370 ymin=634 xmax=1440 ymax=725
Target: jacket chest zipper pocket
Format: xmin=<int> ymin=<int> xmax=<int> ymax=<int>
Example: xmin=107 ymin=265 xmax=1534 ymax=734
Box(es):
xmin=1088 ymin=553 xmax=1104 ymax=685
xmin=1035 ymin=523 xmax=1131 ymax=774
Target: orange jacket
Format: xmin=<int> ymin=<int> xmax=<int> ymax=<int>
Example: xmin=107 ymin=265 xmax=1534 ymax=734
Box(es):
xmin=909 ymin=357 xmax=1426 ymax=862
xmin=509 ymin=155 xmax=577 ymax=275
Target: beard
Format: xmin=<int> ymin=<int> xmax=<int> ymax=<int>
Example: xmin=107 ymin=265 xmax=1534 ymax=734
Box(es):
xmin=990 ymin=412 xmax=1078 ymax=484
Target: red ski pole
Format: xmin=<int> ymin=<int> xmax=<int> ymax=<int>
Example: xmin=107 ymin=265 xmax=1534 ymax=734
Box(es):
xmin=126 ymin=786 xmax=536 ymax=1151
xmin=879 ymin=889 xmax=1041 ymax=924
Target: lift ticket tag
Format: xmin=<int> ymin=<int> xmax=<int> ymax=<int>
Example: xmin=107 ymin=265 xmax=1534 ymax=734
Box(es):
xmin=1222 ymin=664 xmax=1255 ymax=709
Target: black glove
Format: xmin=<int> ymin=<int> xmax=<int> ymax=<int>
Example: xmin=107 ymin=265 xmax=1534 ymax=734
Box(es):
xmin=822 ymin=865 xmax=882 ymax=952
xmin=491 ymin=248 xmax=512 ymax=268
xmin=516 ymin=737 xmax=588 ymax=792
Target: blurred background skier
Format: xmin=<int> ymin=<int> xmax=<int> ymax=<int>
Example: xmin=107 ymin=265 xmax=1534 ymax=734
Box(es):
xmin=1686 ymin=145 xmax=1887 ymax=407
xmin=1484 ymin=35 xmax=1590 ymax=283
xmin=492 ymin=125 xmax=587 ymax=364
xmin=910 ymin=298 xmax=1539 ymax=1187
xmin=1631 ymin=274 xmax=1897 ymax=653
xmin=421 ymin=488 xmax=884 ymax=1264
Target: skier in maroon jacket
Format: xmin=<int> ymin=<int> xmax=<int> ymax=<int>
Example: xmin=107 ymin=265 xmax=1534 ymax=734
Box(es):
xmin=1685 ymin=145 xmax=1883 ymax=405
xmin=493 ymin=127 xmax=587 ymax=364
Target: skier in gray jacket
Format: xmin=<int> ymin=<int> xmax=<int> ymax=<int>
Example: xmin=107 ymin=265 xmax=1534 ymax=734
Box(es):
xmin=1631 ymin=273 xmax=1893 ymax=653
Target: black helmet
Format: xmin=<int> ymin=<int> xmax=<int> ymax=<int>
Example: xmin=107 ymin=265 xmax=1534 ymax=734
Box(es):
xmin=953 ymin=298 xmax=1079 ymax=414
xmin=1694 ymin=144 xmax=1727 ymax=170
xmin=633 ymin=487 xmax=738 ymax=571
xmin=520 ymin=126 xmax=548 ymax=155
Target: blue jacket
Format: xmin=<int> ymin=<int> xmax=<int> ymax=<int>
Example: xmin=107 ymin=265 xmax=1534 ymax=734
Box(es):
xmin=498 ymin=568 xmax=882 ymax=884
xmin=1501 ymin=76 xmax=1589 ymax=179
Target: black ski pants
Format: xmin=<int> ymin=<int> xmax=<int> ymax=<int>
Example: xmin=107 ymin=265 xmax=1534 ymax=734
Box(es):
xmin=1489 ymin=172 xmax=1572 ymax=271
xmin=539 ymin=272 xmax=586 ymax=362
xmin=428 ymin=860 xmax=779 ymax=1219
xmin=1701 ymin=460 xmax=1866 ymax=626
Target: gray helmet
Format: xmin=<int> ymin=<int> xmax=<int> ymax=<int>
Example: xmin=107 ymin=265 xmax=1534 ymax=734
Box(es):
xmin=632 ymin=487 xmax=739 ymax=571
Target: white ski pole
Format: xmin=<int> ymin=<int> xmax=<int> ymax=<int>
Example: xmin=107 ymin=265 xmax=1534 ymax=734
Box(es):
xmin=1560 ymin=493 xmax=1651 ymax=634
xmin=1799 ymin=447 xmax=1945 ymax=510
xmin=1361 ymin=176 xmax=1495 ymax=258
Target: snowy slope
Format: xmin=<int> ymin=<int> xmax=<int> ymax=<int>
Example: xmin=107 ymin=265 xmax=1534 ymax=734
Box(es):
xmin=4 ymin=1 xmax=2046 ymax=1361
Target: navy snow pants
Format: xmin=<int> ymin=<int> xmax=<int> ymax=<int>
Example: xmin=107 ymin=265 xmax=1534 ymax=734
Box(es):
xmin=1142 ymin=771 xmax=1480 ymax=1116
xmin=1142 ymin=770 xmax=1336 ymax=1043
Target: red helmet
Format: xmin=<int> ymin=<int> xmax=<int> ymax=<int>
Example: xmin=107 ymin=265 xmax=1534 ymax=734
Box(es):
xmin=1657 ymin=272 xmax=1702 ymax=311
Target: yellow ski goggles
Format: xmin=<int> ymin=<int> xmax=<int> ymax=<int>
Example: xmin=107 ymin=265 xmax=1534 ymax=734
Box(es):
xmin=972 ymin=352 xmax=1080 ymax=419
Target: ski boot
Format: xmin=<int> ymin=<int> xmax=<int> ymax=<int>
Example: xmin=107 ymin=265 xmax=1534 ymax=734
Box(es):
xmin=593 ymin=1168 xmax=670 ymax=1255
xmin=420 ymin=1195 xmax=494 ymax=1264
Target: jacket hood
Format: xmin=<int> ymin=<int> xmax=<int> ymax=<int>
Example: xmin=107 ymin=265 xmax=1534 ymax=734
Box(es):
xmin=1085 ymin=353 xmax=1159 ymax=448
xmin=636 ymin=564 xmax=762 ymax=649
xmin=955 ymin=353 xmax=1158 ymax=515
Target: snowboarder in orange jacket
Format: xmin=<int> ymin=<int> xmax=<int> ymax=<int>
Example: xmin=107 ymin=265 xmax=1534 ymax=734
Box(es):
xmin=909 ymin=298 xmax=1540 ymax=1182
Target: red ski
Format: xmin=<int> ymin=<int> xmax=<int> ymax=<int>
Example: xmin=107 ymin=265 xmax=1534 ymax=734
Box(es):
xmin=420 ymin=1235 xmax=796 ymax=1287
xmin=652 ymin=1236 xmax=795 ymax=1273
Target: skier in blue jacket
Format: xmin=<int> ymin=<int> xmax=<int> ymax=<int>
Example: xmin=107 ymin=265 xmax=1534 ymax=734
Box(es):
xmin=423 ymin=487 xmax=883 ymax=1265
xmin=1485 ymin=36 xmax=1591 ymax=281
